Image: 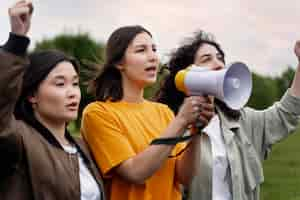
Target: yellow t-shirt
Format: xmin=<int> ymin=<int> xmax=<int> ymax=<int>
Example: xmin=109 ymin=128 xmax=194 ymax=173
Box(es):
xmin=81 ymin=100 xmax=184 ymax=200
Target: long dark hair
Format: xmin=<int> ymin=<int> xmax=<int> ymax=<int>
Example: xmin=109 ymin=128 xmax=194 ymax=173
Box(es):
xmin=92 ymin=25 xmax=152 ymax=102
xmin=155 ymin=30 xmax=240 ymax=119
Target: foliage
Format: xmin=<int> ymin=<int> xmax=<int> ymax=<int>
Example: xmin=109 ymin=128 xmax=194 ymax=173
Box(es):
xmin=247 ymin=73 xmax=278 ymax=109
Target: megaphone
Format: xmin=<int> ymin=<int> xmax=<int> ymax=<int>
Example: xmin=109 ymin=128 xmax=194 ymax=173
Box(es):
xmin=175 ymin=62 xmax=252 ymax=110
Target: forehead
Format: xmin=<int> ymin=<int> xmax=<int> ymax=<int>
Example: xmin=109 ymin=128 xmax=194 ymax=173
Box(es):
xmin=129 ymin=32 xmax=153 ymax=46
xmin=195 ymin=43 xmax=219 ymax=56
xmin=46 ymin=61 xmax=78 ymax=78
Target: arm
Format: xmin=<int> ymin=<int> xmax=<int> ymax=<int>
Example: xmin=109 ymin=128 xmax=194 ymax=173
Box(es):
xmin=115 ymin=97 xmax=213 ymax=185
xmin=175 ymin=134 xmax=201 ymax=187
xmin=0 ymin=0 xmax=32 ymax=117
xmin=0 ymin=1 xmax=32 ymax=173
xmin=114 ymin=116 xmax=187 ymax=184
xmin=1 ymin=0 xmax=32 ymax=133
xmin=242 ymin=42 xmax=300 ymax=159
xmin=175 ymin=96 xmax=214 ymax=186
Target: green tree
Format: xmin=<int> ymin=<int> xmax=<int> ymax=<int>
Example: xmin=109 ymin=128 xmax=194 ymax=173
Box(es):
xmin=274 ymin=66 xmax=295 ymax=99
xmin=247 ymin=72 xmax=278 ymax=109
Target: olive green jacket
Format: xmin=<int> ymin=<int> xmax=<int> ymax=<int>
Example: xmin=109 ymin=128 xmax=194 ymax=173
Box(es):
xmin=189 ymin=90 xmax=300 ymax=200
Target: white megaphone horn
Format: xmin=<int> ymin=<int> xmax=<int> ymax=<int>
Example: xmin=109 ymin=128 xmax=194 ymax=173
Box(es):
xmin=175 ymin=62 xmax=252 ymax=110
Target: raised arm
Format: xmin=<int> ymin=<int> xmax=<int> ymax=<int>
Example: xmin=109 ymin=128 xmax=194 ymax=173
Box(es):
xmin=0 ymin=1 xmax=32 ymax=175
xmin=0 ymin=0 xmax=32 ymax=129
xmin=241 ymin=42 xmax=300 ymax=160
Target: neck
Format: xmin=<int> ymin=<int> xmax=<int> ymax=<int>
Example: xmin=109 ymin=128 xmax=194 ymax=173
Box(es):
xmin=33 ymin=111 xmax=70 ymax=146
xmin=122 ymin=78 xmax=145 ymax=103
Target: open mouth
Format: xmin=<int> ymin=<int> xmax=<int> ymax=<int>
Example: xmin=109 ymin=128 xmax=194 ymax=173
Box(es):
xmin=66 ymin=102 xmax=79 ymax=110
xmin=145 ymin=66 xmax=157 ymax=72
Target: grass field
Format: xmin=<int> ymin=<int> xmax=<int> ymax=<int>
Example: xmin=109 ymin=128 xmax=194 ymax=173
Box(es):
xmin=261 ymin=127 xmax=300 ymax=200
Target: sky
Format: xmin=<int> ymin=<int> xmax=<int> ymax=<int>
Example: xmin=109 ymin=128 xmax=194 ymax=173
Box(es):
xmin=1 ymin=0 xmax=300 ymax=76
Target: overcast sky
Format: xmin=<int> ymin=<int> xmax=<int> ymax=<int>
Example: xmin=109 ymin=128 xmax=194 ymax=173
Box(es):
xmin=1 ymin=0 xmax=300 ymax=76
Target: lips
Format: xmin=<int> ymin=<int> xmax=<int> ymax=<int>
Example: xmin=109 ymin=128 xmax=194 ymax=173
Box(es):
xmin=66 ymin=102 xmax=79 ymax=110
xmin=145 ymin=66 xmax=157 ymax=72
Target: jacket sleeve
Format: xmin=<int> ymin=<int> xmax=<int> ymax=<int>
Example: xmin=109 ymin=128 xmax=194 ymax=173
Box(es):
xmin=241 ymin=90 xmax=300 ymax=160
xmin=0 ymin=33 xmax=30 ymax=175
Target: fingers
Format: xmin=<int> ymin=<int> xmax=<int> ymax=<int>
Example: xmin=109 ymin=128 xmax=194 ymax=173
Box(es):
xmin=9 ymin=1 xmax=33 ymax=17
xmin=190 ymin=96 xmax=215 ymax=125
xmin=8 ymin=0 xmax=33 ymax=36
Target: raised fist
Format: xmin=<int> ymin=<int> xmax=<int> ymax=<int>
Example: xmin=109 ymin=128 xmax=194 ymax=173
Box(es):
xmin=9 ymin=0 xmax=33 ymax=36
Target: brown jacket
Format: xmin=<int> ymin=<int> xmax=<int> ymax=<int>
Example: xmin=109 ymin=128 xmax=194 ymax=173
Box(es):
xmin=0 ymin=34 xmax=105 ymax=200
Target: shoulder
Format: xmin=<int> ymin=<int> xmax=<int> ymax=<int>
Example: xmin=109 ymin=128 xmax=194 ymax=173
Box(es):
xmin=145 ymin=100 xmax=173 ymax=112
xmin=145 ymin=100 xmax=175 ymax=120
xmin=82 ymin=101 xmax=116 ymax=124
xmin=145 ymin=100 xmax=171 ymax=109
xmin=83 ymin=101 xmax=116 ymax=117
xmin=83 ymin=101 xmax=107 ymax=112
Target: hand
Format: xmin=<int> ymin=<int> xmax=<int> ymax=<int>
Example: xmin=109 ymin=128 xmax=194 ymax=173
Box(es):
xmin=176 ymin=96 xmax=215 ymax=129
xmin=294 ymin=40 xmax=300 ymax=62
xmin=9 ymin=0 xmax=33 ymax=36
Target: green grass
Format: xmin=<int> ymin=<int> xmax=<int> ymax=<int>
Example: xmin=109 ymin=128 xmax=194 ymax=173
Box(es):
xmin=261 ymin=127 xmax=300 ymax=200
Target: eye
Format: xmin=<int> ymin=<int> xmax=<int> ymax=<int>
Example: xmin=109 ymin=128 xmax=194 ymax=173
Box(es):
xmin=136 ymin=48 xmax=145 ymax=53
xmin=200 ymin=56 xmax=211 ymax=63
xmin=152 ymin=45 xmax=157 ymax=52
xmin=55 ymin=82 xmax=65 ymax=87
xmin=217 ymin=55 xmax=224 ymax=62
xmin=73 ymin=81 xmax=79 ymax=86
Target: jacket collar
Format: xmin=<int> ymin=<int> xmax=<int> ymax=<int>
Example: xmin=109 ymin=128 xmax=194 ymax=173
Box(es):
xmin=24 ymin=114 xmax=74 ymax=148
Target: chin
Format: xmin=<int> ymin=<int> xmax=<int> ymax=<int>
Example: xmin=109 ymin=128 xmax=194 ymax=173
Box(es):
xmin=146 ymin=78 xmax=157 ymax=85
xmin=64 ymin=114 xmax=78 ymax=122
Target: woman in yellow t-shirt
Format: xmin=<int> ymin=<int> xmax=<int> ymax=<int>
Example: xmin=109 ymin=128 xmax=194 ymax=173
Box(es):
xmin=81 ymin=26 xmax=215 ymax=200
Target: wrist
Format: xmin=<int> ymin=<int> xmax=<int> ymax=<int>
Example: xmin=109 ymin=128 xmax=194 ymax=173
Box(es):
xmin=3 ymin=32 xmax=30 ymax=56
xmin=174 ymin=115 xmax=189 ymax=130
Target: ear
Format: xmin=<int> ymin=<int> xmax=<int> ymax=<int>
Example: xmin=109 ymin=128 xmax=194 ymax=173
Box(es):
xmin=115 ymin=59 xmax=126 ymax=71
xmin=116 ymin=63 xmax=124 ymax=71
xmin=27 ymin=95 xmax=37 ymax=104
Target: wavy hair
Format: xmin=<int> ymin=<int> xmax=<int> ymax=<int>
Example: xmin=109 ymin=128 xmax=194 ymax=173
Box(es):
xmin=155 ymin=30 xmax=240 ymax=119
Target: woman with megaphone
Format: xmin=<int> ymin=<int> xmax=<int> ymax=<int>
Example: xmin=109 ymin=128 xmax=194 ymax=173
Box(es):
xmin=81 ymin=26 xmax=215 ymax=200
xmin=155 ymin=30 xmax=300 ymax=200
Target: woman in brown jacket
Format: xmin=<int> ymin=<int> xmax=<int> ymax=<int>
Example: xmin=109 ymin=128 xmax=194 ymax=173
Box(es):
xmin=0 ymin=1 xmax=105 ymax=199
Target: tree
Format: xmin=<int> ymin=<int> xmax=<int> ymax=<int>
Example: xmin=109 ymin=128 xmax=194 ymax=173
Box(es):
xmin=274 ymin=66 xmax=295 ymax=99
xmin=247 ymin=72 xmax=278 ymax=109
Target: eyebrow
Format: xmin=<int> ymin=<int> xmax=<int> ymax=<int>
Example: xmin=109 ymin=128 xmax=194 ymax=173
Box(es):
xmin=53 ymin=75 xmax=79 ymax=80
xmin=133 ymin=44 xmax=156 ymax=49
xmin=199 ymin=54 xmax=212 ymax=59
xmin=200 ymin=52 xmax=222 ymax=59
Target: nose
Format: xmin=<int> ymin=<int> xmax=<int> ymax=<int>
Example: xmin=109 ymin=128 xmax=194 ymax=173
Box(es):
xmin=210 ymin=58 xmax=224 ymax=71
xmin=148 ymin=49 xmax=159 ymax=63
xmin=67 ymin=86 xmax=81 ymax=100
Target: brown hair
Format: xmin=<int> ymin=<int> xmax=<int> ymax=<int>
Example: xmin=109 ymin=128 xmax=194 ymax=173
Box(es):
xmin=92 ymin=25 xmax=152 ymax=102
